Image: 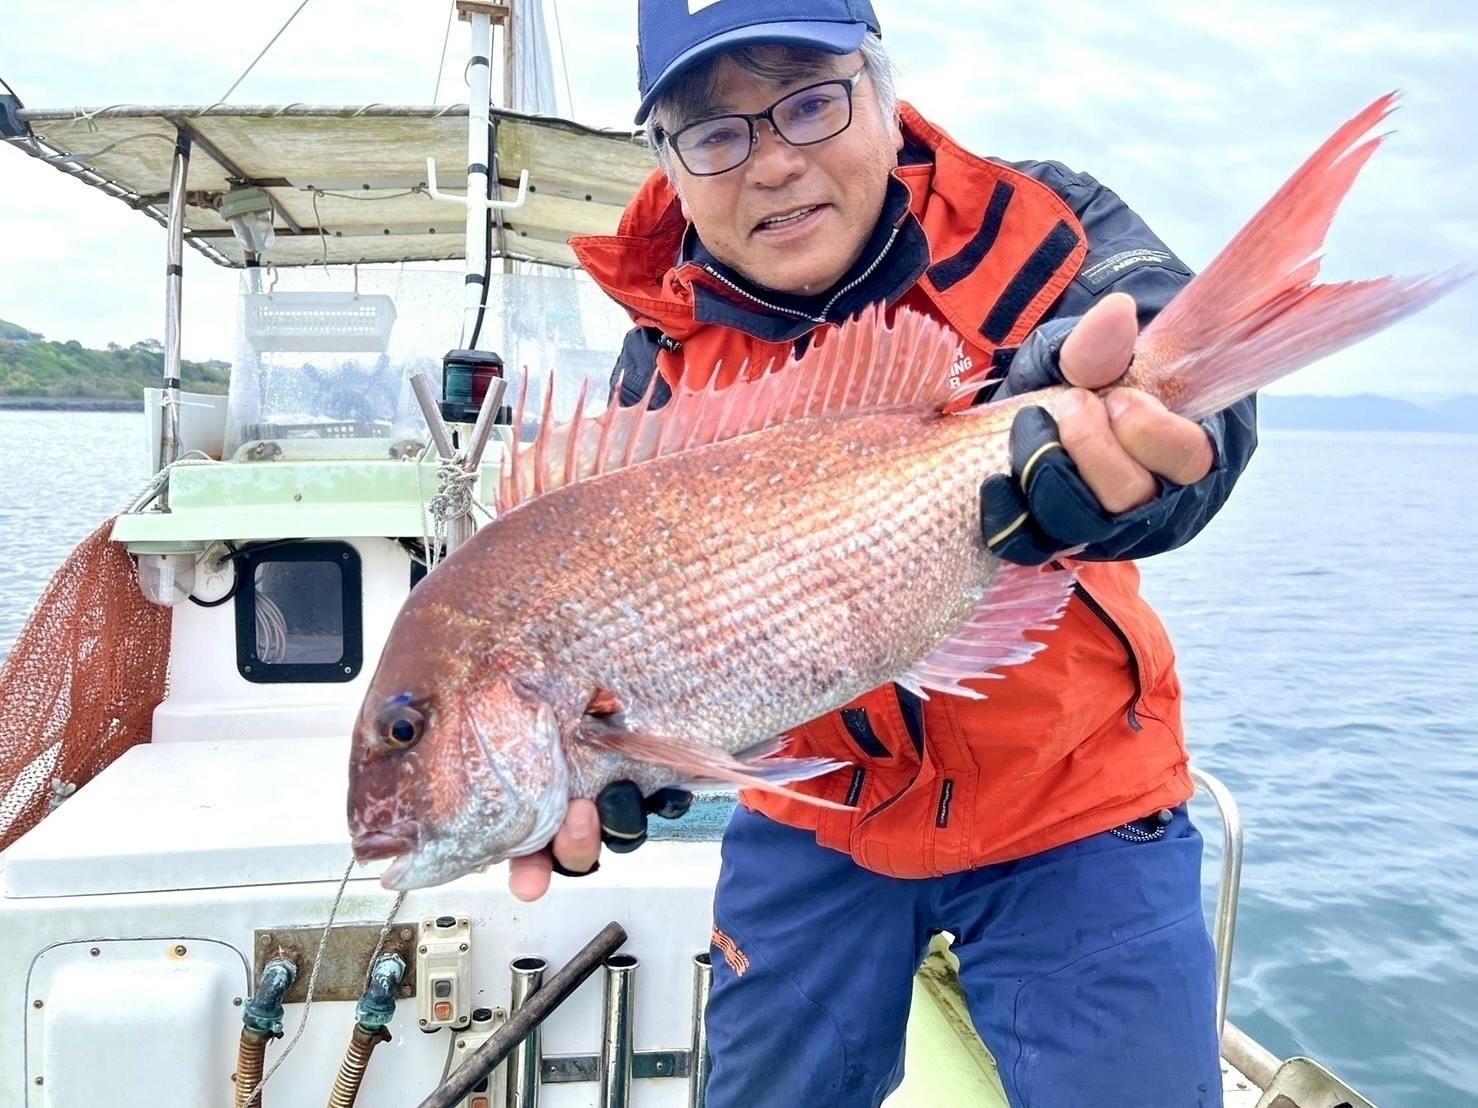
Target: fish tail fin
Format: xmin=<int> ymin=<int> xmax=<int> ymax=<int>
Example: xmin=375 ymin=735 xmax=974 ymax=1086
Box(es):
xmin=1127 ymin=92 xmax=1469 ymax=422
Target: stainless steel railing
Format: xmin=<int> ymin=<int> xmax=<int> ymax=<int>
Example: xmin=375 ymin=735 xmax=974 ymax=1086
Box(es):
xmin=1191 ymin=767 xmax=1243 ymax=1040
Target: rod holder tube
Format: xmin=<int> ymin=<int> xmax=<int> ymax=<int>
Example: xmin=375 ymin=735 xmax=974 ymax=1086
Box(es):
xmin=687 ymin=953 xmax=712 ymax=1108
xmin=506 ymin=956 xmax=546 ymax=1108
xmin=599 ymin=954 xmax=637 ymax=1108
xmin=417 ymin=922 xmax=628 ymax=1108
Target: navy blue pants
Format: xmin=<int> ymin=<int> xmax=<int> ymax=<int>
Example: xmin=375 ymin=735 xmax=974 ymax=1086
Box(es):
xmin=705 ymin=806 xmax=1221 ymax=1108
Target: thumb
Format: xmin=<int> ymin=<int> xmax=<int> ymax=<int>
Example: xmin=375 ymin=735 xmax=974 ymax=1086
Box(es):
xmin=1058 ymin=292 xmax=1139 ymax=389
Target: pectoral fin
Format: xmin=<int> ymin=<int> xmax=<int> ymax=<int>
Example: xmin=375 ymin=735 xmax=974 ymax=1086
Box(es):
xmin=898 ymin=562 xmax=1077 ymax=699
xmin=577 ymin=721 xmax=852 ymax=811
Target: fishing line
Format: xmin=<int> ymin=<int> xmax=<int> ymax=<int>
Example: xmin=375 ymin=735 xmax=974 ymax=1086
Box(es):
xmin=240 ymin=856 xmax=405 ymax=1106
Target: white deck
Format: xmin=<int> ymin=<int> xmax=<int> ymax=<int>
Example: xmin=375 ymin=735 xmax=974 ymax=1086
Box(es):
xmin=3 ymin=737 xmax=384 ymax=898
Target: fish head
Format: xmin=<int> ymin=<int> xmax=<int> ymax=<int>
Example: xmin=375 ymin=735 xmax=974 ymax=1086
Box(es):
xmin=347 ymin=607 xmax=569 ymax=890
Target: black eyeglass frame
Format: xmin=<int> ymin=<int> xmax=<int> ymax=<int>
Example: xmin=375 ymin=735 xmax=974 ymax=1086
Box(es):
xmin=657 ymin=69 xmax=867 ymax=178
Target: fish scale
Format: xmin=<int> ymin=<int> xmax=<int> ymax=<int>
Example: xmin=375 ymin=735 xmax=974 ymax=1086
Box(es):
xmin=469 ymin=401 xmax=1026 ymax=769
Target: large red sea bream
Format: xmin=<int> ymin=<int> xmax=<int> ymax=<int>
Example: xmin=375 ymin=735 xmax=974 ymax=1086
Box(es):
xmin=349 ymin=94 xmax=1464 ymax=890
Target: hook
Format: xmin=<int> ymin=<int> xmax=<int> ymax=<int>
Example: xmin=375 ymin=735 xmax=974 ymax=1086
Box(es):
xmin=424 ymin=157 xmax=530 ymax=212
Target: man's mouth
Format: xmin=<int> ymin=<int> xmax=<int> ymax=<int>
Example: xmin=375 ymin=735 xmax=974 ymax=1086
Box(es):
xmin=753 ymin=205 xmax=824 ymax=234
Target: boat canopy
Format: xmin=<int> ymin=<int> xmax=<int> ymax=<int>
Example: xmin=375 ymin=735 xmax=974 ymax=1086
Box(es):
xmin=0 ymin=102 xmax=655 ymax=268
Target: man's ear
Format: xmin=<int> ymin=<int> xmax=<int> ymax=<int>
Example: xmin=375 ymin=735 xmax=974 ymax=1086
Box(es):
xmin=890 ymin=109 xmax=904 ymax=153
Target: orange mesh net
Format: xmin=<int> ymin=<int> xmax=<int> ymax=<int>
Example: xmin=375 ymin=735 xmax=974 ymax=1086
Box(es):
xmin=0 ymin=518 xmax=170 ymax=851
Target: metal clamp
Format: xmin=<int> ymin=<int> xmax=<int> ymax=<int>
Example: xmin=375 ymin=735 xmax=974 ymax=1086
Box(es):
xmin=425 ymin=156 xmax=529 ymax=211
xmin=1192 ymin=767 xmax=1243 ymax=1040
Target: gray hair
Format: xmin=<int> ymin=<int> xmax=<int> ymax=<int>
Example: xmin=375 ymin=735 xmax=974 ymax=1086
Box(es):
xmin=645 ymin=31 xmax=898 ymax=173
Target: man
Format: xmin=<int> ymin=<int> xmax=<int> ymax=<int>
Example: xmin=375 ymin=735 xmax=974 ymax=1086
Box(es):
xmin=509 ymin=2 xmax=1256 ymax=1105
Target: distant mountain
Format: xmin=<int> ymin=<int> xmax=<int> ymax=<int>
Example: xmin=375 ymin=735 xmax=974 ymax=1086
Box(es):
xmin=0 ymin=318 xmax=41 ymax=342
xmin=1436 ymin=394 xmax=1478 ymax=426
xmin=0 ymin=320 xmax=229 ymax=399
xmin=1259 ymin=394 xmax=1478 ymax=433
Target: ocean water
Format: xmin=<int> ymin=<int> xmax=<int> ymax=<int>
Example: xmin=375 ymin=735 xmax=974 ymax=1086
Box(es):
xmin=1 ymin=412 xmax=1474 ymax=1106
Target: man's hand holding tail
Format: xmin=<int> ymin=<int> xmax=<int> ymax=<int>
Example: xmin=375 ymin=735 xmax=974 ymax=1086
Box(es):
xmin=981 ymin=292 xmax=1218 ymax=564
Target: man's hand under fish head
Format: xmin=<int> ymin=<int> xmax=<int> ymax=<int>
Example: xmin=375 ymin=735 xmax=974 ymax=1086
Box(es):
xmin=508 ymin=797 xmax=601 ymax=901
xmin=507 ymin=784 xmax=693 ymax=901
xmin=981 ymin=293 xmax=1216 ymax=564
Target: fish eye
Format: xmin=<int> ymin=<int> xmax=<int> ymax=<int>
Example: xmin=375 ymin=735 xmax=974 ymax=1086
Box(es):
xmin=378 ymin=703 xmax=425 ymax=749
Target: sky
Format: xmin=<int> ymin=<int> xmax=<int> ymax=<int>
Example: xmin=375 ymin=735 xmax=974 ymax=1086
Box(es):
xmin=0 ymin=0 xmax=1475 ymax=397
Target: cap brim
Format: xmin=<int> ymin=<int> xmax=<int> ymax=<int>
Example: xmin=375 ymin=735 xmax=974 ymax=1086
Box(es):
xmin=635 ymin=20 xmax=868 ymax=124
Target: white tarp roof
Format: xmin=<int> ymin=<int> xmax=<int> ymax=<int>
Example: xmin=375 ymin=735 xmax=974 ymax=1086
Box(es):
xmin=4 ymin=104 xmax=656 ymax=268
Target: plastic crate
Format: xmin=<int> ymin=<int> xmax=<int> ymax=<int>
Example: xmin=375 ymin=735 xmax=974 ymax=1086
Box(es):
xmin=243 ymin=292 xmax=398 ymax=353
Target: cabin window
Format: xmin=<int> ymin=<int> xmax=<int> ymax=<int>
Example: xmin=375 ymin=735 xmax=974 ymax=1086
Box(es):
xmin=234 ymin=541 xmax=363 ymax=682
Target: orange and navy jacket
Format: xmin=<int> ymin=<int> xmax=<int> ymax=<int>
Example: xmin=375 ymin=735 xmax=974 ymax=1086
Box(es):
xmin=571 ymin=103 xmax=1257 ymax=878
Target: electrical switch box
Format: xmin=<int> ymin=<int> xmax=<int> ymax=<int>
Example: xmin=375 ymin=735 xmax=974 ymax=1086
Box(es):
xmin=453 ymin=1007 xmax=505 ymax=1108
xmin=416 ymin=915 xmax=472 ymax=1031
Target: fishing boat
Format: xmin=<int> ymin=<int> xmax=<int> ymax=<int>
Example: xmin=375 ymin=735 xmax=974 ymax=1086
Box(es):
xmin=0 ymin=3 xmax=1380 ymax=1105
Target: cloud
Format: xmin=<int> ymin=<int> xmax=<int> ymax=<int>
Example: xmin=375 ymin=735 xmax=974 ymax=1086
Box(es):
xmin=1 ymin=0 xmax=1474 ymax=396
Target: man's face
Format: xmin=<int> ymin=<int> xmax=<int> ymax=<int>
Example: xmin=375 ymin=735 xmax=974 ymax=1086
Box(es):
xmin=666 ymin=50 xmax=903 ymax=296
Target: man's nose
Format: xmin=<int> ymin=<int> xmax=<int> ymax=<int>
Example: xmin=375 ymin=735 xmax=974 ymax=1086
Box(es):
xmin=745 ymin=120 xmax=807 ymax=187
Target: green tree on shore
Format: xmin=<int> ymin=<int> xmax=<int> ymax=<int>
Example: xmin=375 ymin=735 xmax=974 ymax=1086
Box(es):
xmin=0 ymin=318 xmax=229 ymax=398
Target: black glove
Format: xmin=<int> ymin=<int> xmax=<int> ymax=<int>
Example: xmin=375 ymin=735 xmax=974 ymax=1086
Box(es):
xmin=549 ymin=781 xmax=693 ymax=877
xmin=978 ymin=316 xmax=1226 ymax=565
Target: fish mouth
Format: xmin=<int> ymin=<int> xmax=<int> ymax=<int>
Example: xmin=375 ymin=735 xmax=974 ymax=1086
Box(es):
xmin=351 ymin=826 xmax=419 ymax=863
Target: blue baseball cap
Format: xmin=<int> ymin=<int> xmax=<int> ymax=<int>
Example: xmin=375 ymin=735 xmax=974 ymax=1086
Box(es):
xmin=636 ymin=0 xmax=882 ymax=124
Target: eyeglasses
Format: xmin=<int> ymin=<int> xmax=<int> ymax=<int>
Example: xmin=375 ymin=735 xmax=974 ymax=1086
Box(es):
xmin=660 ymin=70 xmax=865 ymax=177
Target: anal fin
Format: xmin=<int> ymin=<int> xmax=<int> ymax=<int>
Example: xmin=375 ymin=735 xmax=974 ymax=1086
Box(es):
xmin=898 ymin=563 xmax=1076 ymax=700
xmin=577 ymin=721 xmax=853 ymax=810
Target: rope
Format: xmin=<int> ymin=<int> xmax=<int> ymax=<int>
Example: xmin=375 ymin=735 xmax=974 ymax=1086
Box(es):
xmin=363 ymin=890 xmax=409 ymax=991
xmin=311 ymin=188 xmax=330 ymax=269
xmin=433 ymin=0 xmax=458 ymax=102
xmin=240 ymin=860 xmax=405 ymax=1106
xmin=551 ymin=0 xmax=577 ymax=119
xmin=218 ymin=0 xmax=314 ymax=105
xmin=239 ymin=853 xmax=353 ymax=1108
xmin=428 ymin=461 xmax=477 ymax=526
xmin=122 ymin=452 xmax=217 ymax=515
xmin=39 ymin=132 xmax=177 ymax=164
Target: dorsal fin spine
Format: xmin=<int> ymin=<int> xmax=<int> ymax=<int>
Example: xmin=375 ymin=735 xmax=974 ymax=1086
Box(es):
xmin=495 ymin=307 xmax=962 ymax=515
xmin=836 ymin=324 xmax=863 ymax=416
xmin=915 ymin=327 xmax=947 ymax=405
xmin=779 ymin=342 xmax=809 ymax=424
xmin=899 ymin=319 xmax=927 ymax=405
xmin=534 ymin=374 xmax=555 ymax=496
xmin=593 ymin=379 xmax=619 ymax=474
xmin=801 ymin=335 xmax=829 ymax=417
xmin=618 ymin=375 xmax=649 ymax=469
xmin=564 ymin=378 xmax=590 ymax=485
xmin=857 ymin=307 xmax=883 ymax=405
xmin=504 ymin=372 xmax=531 ymax=508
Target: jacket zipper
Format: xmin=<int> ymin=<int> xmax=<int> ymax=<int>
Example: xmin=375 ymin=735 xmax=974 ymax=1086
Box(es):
xmin=845 ymin=686 xmax=927 ymax=831
xmin=1070 ymin=580 xmax=1144 ymax=731
xmin=700 ymin=226 xmax=901 ymax=327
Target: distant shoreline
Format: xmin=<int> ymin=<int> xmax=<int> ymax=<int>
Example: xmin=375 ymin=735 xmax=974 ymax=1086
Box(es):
xmin=0 ymin=397 xmax=145 ymax=411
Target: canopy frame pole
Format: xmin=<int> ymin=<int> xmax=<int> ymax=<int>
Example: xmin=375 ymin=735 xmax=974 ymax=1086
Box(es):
xmin=158 ymin=130 xmax=192 ymax=501
xmin=460 ymin=2 xmax=495 ymax=347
